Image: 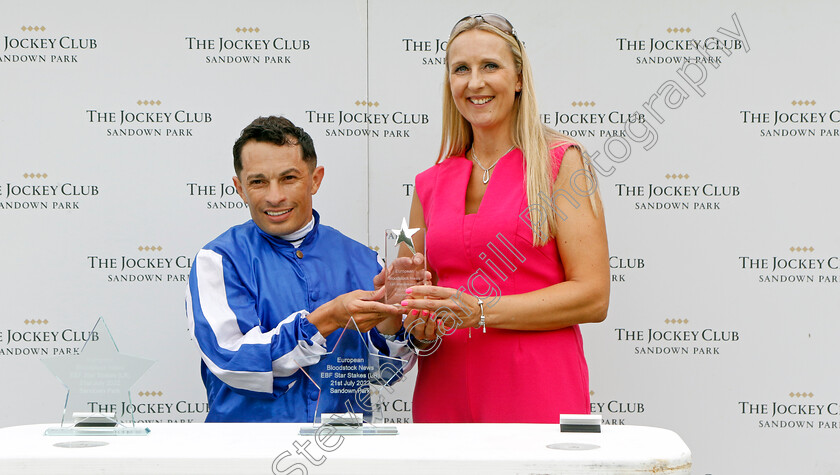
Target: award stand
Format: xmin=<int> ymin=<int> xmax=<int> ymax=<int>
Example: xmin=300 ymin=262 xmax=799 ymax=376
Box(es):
xmin=41 ymin=317 xmax=154 ymax=436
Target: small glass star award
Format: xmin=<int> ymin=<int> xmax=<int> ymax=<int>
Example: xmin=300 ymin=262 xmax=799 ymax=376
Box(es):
xmin=298 ymin=317 xmax=409 ymax=436
xmin=384 ymin=217 xmax=427 ymax=307
xmin=41 ymin=317 xmax=154 ymax=436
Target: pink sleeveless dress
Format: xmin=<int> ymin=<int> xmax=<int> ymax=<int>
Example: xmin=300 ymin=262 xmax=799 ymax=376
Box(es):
xmin=412 ymin=144 xmax=590 ymax=423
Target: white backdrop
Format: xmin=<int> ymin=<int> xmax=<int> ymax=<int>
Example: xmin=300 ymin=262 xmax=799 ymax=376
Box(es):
xmin=2 ymin=1 xmax=839 ymax=473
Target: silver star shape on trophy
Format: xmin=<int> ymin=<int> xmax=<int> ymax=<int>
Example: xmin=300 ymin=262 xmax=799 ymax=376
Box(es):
xmin=41 ymin=317 xmax=154 ymax=431
xmin=389 ymin=217 xmax=419 ymax=255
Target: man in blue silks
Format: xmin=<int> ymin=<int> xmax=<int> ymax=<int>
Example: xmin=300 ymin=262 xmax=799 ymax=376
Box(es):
xmin=186 ymin=115 xmax=415 ymax=422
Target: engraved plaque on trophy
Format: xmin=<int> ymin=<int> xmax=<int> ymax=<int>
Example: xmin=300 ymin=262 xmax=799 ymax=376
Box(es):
xmin=41 ymin=317 xmax=154 ymax=436
xmin=298 ymin=318 xmax=407 ymax=436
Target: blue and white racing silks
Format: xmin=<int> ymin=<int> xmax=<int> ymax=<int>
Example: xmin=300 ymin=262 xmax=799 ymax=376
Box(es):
xmin=186 ymin=212 xmax=414 ymax=422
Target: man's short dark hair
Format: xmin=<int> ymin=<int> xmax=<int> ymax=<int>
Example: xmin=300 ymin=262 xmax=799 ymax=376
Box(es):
xmin=233 ymin=116 xmax=317 ymax=176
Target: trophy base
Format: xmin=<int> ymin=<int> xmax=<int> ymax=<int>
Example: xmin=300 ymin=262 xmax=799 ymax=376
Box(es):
xmin=299 ymin=424 xmax=398 ymax=436
xmin=44 ymin=426 xmax=150 ymax=436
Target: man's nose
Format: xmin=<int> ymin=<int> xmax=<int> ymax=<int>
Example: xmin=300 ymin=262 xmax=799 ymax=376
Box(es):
xmin=265 ymin=181 xmax=285 ymax=203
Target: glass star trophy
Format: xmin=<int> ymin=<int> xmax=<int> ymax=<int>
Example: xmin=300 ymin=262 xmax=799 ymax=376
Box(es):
xmin=385 ymin=217 xmax=431 ymax=354
xmin=41 ymin=317 xmax=154 ymax=436
xmin=384 ymin=217 xmax=426 ymax=307
xmin=298 ymin=317 xmax=409 ymax=436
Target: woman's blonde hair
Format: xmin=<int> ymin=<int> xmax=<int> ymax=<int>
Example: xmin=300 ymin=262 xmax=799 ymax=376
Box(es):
xmin=438 ymin=16 xmax=600 ymax=246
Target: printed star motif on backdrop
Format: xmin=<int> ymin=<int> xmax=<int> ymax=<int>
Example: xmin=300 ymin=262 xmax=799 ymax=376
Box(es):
xmin=41 ymin=317 xmax=154 ymax=427
xmin=389 ymin=217 xmax=419 ymax=255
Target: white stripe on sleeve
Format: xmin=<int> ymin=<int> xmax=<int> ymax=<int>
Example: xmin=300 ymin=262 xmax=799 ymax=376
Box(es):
xmin=196 ymin=249 xmax=291 ymax=351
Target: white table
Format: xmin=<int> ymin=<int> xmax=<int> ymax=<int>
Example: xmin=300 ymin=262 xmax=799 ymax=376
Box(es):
xmin=0 ymin=423 xmax=691 ymax=474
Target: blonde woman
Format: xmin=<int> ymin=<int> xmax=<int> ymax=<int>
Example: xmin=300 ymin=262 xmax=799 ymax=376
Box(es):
xmin=401 ymin=14 xmax=610 ymax=423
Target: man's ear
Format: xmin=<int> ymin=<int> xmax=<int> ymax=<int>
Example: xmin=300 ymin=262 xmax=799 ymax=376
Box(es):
xmin=310 ymin=166 xmax=325 ymax=195
xmin=233 ymin=175 xmax=247 ymax=202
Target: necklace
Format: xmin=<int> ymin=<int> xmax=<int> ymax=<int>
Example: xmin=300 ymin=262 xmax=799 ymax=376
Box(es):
xmin=471 ymin=145 xmax=515 ymax=184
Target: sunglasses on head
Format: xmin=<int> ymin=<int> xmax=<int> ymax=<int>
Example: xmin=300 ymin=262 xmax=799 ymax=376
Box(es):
xmin=451 ymin=13 xmax=519 ymax=41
